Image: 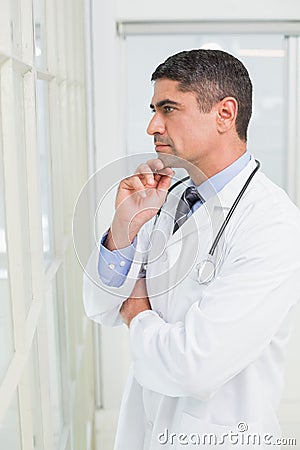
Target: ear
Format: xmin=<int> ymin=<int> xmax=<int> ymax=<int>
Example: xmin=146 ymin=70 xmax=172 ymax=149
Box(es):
xmin=216 ymin=97 xmax=238 ymax=134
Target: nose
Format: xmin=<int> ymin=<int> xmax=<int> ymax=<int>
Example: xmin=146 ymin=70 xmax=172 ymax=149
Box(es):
xmin=147 ymin=112 xmax=166 ymax=136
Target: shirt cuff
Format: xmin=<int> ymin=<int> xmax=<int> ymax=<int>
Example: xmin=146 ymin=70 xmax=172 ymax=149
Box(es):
xmin=98 ymin=232 xmax=137 ymax=287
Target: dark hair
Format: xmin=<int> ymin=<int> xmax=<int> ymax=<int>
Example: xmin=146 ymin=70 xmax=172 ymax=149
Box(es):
xmin=151 ymin=49 xmax=252 ymax=141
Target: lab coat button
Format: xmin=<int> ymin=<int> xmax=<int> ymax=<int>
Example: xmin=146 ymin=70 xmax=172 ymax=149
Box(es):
xmin=147 ymin=420 xmax=153 ymax=428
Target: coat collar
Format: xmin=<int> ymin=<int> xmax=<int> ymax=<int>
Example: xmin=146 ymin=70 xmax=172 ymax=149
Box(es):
xmin=159 ymin=158 xmax=259 ymax=246
xmin=210 ymin=157 xmax=258 ymax=209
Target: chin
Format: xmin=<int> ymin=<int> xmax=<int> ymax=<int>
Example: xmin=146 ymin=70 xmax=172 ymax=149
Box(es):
xmin=157 ymin=152 xmax=184 ymax=169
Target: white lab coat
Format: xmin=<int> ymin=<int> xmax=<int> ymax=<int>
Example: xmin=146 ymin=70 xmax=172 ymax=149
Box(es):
xmin=83 ymin=159 xmax=300 ymax=449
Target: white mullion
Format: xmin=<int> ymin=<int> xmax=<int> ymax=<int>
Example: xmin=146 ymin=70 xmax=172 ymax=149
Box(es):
xmin=23 ymin=67 xmax=45 ymax=326
xmin=0 ymin=1 xmax=11 ymax=55
xmin=11 ymin=0 xmax=22 ymax=60
xmin=56 ymin=266 xmax=71 ymax=427
xmin=12 ymin=57 xmax=32 ymax=75
xmin=49 ymin=79 xmax=64 ymax=258
xmin=19 ymin=0 xmax=34 ymax=65
xmin=83 ymin=0 xmax=96 ymax=181
xmin=68 ymin=82 xmax=84 ymax=347
xmin=69 ymin=82 xmax=79 ymax=219
xmin=74 ymin=0 xmax=83 ymax=82
xmin=0 ymin=353 xmax=23 ymax=426
xmin=36 ymin=308 xmax=55 ymax=449
xmin=75 ymin=82 xmax=85 ymax=200
xmin=36 ymin=70 xmax=54 ymax=81
xmin=58 ymin=424 xmax=71 ymax=450
xmin=0 ymin=57 xmax=27 ymax=374
xmin=66 ymin=0 xmax=78 ymax=243
xmin=24 ymin=258 xmax=63 ymax=347
xmin=0 ymin=53 xmax=10 ymax=66
xmin=61 ymin=102 xmax=81 ymax=399
xmin=45 ymin=0 xmax=58 ymax=75
xmin=64 ymin=242 xmax=77 ymax=380
xmin=66 ymin=0 xmax=74 ymax=82
xmin=18 ymin=367 xmax=34 ymax=450
xmin=49 ymin=75 xmax=71 ymax=425
xmin=55 ymin=0 xmax=67 ymax=80
xmin=67 ymin=82 xmax=77 ymax=234
xmin=18 ymin=66 xmax=40 ymax=450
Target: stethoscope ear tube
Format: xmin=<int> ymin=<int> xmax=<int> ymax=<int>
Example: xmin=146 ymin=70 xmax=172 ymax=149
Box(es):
xmin=208 ymin=159 xmax=261 ymax=257
xmin=154 ymin=159 xmax=261 ymax=285
xmin=156 ymin=175 xmax=190 ymax=219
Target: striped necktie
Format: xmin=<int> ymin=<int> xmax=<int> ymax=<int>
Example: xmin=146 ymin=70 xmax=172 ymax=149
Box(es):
xmin=173 ymin=186 xmax=204 ymax=234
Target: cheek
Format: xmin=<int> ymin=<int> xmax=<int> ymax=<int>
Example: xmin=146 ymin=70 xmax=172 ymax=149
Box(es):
xmin=191 ymin=118 xmax=216 ymax=142
xmin=184 ymin=127 xmax=212 ymax=148
xmin=169 ymin=115 xmax=216 ymax=150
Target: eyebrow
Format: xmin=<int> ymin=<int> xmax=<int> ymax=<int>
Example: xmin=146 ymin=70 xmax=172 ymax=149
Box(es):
xmin=150 ymin=99 xmax=181 ymax=110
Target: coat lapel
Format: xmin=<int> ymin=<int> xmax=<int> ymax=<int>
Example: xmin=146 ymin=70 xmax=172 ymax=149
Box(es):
xmin=146 ymin=158 xmax=258 ymax=299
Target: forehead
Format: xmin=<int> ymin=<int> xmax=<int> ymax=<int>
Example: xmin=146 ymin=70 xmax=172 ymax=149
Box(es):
xmin=151 ymin=79 xmax=197 ymax=105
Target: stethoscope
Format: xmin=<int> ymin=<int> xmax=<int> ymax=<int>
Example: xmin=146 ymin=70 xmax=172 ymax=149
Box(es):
xmin=154 ymin=159 xmax=261 ymax=285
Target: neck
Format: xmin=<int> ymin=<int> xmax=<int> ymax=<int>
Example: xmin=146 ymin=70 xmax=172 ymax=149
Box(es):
xmin=187 ymin=145 xmax=247 ymax=185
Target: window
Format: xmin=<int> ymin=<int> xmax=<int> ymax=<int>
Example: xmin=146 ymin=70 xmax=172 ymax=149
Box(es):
xmin=0 ymin=393 xmax=22 ymax=450
xmin=36 ymin=79 xmax=54 ymax=267
xmin=0 ymin=131 xmax=14 ymax=383
xmin=0 ymin=0 xmax=94 ymax=448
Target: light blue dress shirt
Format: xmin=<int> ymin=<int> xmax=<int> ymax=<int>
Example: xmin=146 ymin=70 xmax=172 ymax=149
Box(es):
xmin=98 ymin=151 xmax=251 ymax=287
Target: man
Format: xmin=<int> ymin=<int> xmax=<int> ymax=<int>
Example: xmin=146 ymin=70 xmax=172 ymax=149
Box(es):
xmin=83 ymin=50 xmax=300 ymax=449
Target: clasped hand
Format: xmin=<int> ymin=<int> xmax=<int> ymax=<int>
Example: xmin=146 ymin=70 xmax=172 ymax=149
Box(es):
xmin=120 ymin=278 xmax=151 ymax=327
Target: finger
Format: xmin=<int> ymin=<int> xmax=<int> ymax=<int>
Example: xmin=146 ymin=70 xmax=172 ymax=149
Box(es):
xmin=156 ymin=171 xmax=174 ymax=192
xmin=137 ymin=159 xmax=171 ymax=184
xmin=136 ymin=163 xmax=155 ymax=186
xmin=123 ymin=174 xmax=147 ymax=198
xmin=146 ymin=158 xmax=165 ymax=172
xmin=155 ymin=167 xmax=174 ymax=177
xmin=153 ymin=168 xmax=174 ymax=185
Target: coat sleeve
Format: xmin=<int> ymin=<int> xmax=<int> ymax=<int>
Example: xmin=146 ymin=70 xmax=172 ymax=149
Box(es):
xmin=83 ymin=220 xmax=153 ymax=326
xmin=129 ymin=212 xmax=300 ymax=399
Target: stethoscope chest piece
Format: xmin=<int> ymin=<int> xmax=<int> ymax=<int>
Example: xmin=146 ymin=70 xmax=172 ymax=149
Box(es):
xmin=196 ymin=256 xmax=215 ymax=285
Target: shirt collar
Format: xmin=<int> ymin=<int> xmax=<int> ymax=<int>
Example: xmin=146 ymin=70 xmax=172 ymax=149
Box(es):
xmin=190 ymin=151 xmax=252 ymax=202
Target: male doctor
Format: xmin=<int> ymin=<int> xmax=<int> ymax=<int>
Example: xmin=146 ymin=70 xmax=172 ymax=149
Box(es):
xmin=83 ymin=50 xmax=300 ymax=449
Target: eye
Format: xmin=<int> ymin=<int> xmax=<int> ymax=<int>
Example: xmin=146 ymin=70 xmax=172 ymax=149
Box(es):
xmin=163 ymin=106 xmax=175 ymax=113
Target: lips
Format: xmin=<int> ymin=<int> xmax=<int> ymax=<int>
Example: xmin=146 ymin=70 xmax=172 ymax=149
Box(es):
xmin=155 ymin=144 xmax=170 ymax=151
xmin=155 ymin=143 xmax=170 ymax=150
